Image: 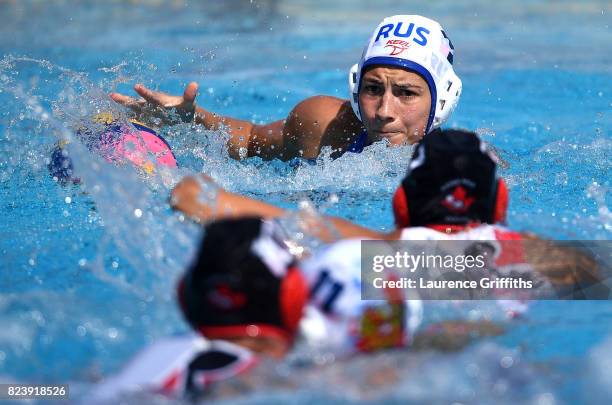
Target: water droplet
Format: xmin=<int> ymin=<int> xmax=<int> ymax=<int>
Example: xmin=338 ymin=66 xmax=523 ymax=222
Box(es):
xmin=78 ymin=258 xmax=87 ymax=267
xmin=107 ymin=328 xmax=118 ymax=339
xmin=238 ymin=147 xmax=248 ymax=159
xmin=466 ymin=363 xmax=479 ymax=377
xmin=500 ymin=355 xmax=514 ymax=368
xmin=537 ymin=392 xmax=555 ymax=405
xmin=64 ymin=196 xmax=71 ymax=204
xmin=77 ymin=325 xmax=87 ymax=337
xmin=134 ymin=208 xmax=143 ymax=218
xmin=111 ymin=261 xmax=119 ymax=269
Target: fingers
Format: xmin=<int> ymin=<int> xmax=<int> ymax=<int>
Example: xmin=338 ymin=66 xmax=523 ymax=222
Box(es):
xmin=183 ymin=82 xmax=199 ymax=105
xmin=134 ymin=83 xmax=163 ymax=105
xmin=110 ymin=92 xmax=134 ymax=105
xmin=110 ymin=92 xmax=145 ymax=111
xmin=111 ymin=83 xmax=196 ymax=123
xmin=170 ymin=176 xmax=200 ymax=209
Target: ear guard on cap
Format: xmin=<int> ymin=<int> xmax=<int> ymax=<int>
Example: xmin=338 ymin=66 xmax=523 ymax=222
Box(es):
xmin=279 ymin=266 xmax=309 ymax=336
xmin=348 ymin=63 xmax=361 ymax=121
xmin=431 ymin=67 xmax=462 ymax=130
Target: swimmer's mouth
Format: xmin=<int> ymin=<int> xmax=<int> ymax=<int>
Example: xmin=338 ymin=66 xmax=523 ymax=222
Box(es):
xmin=373 ymin=130 xmax=403 ymax=139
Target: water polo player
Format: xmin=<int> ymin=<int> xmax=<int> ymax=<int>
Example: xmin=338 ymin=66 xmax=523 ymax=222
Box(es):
xmin=181 ymin=217 xmax=496 ymax=358
xmin=47 ymin=113 xmax=177 ymax=184
xmin=170 ymin=129 xmax=607 ymax=300
xmin=90 ymin=217 xmax=309 ymax=400
xmin=91 ymin=215 xmax=505 ymax=401
xmin=111 ymin=15 xmax=461 ymax=160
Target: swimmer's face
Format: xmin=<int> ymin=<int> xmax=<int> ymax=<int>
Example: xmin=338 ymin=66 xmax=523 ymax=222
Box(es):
xmin=359 ymin=66 xmax=431 ymax=145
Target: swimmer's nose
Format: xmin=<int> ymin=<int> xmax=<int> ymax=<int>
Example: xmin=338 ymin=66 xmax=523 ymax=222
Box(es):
xmin=375 ymin=90 xmax=395 ymax=123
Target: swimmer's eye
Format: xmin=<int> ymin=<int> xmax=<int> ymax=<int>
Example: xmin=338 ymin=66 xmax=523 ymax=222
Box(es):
xmin=394 ymin=87 xmax=419 ymax=98
xmin=362 ymin=83 xmax=384 ymax=96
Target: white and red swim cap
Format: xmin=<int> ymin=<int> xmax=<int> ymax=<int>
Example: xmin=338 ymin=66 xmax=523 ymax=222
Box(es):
xmin=349 ymin=15 xmax=462 ymax=133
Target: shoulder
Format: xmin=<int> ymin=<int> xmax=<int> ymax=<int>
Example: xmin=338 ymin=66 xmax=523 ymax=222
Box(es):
xmin=290 ymin=95 xmax=348 ymax=116
xmin=286 ymin=96 xmax=350 ymax=134
xmin=284 ymin=96 xmax=363 ymax=159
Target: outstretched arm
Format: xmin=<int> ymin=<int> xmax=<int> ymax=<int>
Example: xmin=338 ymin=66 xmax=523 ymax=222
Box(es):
xmin=111 ymin=83 xmax=360 ymax=160
xmin=170 ymin=175 xmax=384 ymax=242
xmin=111 ymin=82 xmax=283 ymax=159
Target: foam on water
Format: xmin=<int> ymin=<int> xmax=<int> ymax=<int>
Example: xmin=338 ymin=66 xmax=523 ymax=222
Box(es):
xmin=0 ymin=57 xmax=209 ymax=382
xmin=193 ymin=342 xmax=557 ymax=404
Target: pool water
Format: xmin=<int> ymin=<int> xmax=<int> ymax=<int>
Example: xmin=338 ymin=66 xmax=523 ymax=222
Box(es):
xmin=0 ymin=0 xmax=610 ymax=403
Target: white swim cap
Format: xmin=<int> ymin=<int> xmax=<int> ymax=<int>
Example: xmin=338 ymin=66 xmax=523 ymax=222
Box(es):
xmin=349 ymin=15 xmax=462 ymax=133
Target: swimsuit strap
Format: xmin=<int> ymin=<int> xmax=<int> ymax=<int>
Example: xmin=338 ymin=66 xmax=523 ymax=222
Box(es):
xmin=347 ymin=129 xmax=368 ymax=153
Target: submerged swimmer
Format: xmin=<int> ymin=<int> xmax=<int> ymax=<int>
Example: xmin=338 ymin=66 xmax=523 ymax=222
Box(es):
xmin=171 ymin=129 xmax=608 ymax=299
xmin=111 ymin=15 xmax=461 ymax=160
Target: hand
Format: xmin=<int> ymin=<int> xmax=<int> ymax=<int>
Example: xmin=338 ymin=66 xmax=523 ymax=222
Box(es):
xmin=170 ymin=175 xmax=222 ymax=223
xmin=110 ymin=82 xmax=199 ymax=126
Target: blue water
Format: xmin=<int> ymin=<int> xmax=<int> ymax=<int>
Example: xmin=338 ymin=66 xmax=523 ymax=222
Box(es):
xmin=0 ymin=0 xmax=611 ymax=403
